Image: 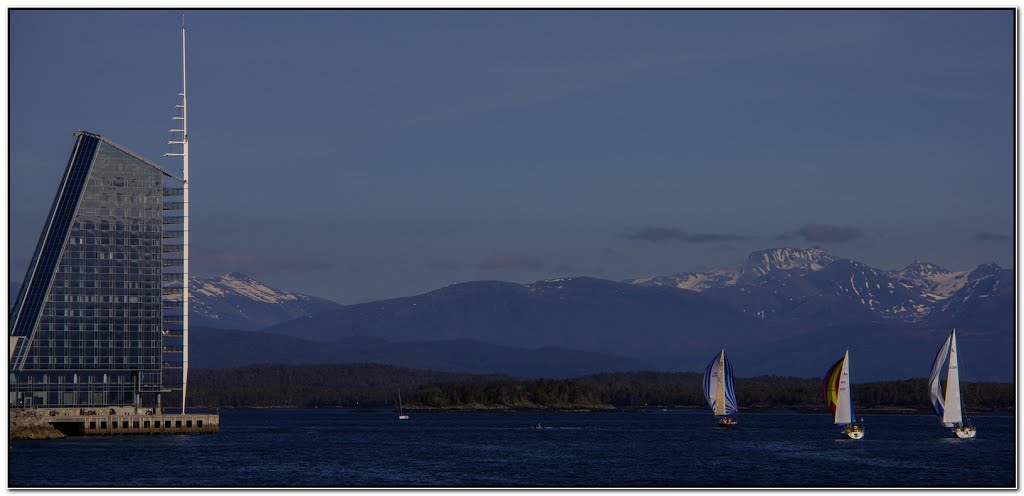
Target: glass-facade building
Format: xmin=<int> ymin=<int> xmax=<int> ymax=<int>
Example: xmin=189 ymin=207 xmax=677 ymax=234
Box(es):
xmin=9 ymin=131 xmax=185 ymax=408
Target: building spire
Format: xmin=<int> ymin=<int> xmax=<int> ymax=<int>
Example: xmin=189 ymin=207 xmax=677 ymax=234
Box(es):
xmin=163 ymin=19 xmax=190 ymax=415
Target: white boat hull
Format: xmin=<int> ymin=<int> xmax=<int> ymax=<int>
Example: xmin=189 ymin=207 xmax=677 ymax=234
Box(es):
xmin=843 ymin=425 xmax=865 ymax=440
xmin=398 ymin=415 xmax=409 ymax=420
xmin=953 ymin=426 xmax=976 ymax=438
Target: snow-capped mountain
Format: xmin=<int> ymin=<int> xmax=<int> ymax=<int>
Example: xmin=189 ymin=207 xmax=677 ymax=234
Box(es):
xmin=624 ymin=247 xmax=837 ymax=291
xmin=628 ymin=247 xmax=1010 ymax=326
xmin=739 ymin=247 xmax=838 ymax=280
xmin=190 ymin=273 xmax=342 ymax=330
xmin=893 ymin=261 xmax=969 ymax=302
xmin=804 ymin=258 xmax=928 ymax=320
xmin=929 ymin=262 xmax=1014 ymax=329
xmin=628 ymin=268 xmax=740 ymax=291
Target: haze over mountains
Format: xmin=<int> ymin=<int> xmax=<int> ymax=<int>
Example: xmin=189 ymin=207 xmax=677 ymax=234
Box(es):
xmin=9 ymin=247 xmax=1014 ymax=380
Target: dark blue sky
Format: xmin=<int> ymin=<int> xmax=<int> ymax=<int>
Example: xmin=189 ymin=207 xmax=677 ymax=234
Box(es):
xmin=9 ymin=9 xmax=1015 ymax=303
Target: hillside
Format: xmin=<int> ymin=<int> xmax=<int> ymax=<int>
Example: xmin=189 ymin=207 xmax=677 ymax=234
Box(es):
xmin=190 ymin=326 xmax=654 ymax=378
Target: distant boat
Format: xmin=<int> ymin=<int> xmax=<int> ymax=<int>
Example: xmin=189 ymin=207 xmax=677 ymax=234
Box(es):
xmin=824 ymin=349 xmax=864 ymax=439
xmin=397 ymin=388 xmax=409 ymax=420
xmin=702 ymin=348 xmax=738 ymax=427
xmin=929 ymin=329 xmax=976 ymax=439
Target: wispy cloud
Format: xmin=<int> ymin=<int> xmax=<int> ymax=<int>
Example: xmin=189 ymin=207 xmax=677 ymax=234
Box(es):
xmin=192 ymin=245 xmax=335 ymax=275
xmin=974 ymin=231 xmax=1012 ymax=242
xmin=478 ymin=254 xmax=546 ymax=271
xmin=781 ymin=224 xmax=864 ymax=243
xmin=622 ymin=227 xmax=755 ymax=244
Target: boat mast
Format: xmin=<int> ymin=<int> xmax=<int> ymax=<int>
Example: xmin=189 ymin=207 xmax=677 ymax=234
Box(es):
xmin=715 ymin=349 xmax=726 ymax=416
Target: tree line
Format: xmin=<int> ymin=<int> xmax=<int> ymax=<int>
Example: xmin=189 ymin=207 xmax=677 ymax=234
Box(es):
xmin=185 ymin=364 xmax=1014 ymax=412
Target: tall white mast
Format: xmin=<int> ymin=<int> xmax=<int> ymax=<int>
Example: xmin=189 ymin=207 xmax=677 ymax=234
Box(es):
xmin=179 ymin=19 xmax=190 ymax=416
xmin=164 ymin=18 xmax=189 ymax=414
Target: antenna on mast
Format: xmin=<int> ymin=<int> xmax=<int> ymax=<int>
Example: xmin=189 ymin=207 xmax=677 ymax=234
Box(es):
xmin=163 ymin=18 xmax=190 ymax=415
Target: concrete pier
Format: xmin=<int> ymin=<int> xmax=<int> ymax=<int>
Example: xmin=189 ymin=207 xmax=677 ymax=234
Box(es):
xmin=13 ymin=407 xmax=219 ymax=437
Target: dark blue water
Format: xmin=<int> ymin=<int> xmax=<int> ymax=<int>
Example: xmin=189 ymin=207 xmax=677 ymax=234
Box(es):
xmin=8 ymin=410 xmax=1015 ymax=487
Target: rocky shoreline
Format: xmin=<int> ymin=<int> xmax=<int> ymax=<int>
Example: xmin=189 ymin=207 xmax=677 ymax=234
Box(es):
xmin=9 ymin=409 xmax=66 ymax=440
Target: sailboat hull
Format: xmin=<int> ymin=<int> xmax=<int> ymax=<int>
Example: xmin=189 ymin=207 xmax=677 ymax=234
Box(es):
xmin=953 ymin=426 xmax=976 ymax=438
xmin=717 ymin=417 xmax=737 ymax=427
xmin=842 ymin=425 xmax=865 ymax=440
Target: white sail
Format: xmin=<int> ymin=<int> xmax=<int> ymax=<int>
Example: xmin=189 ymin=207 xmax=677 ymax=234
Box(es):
xmin=943 ymin=331 xmax=963 ymax=426
xmin=928 ymin=333 xmax=952 ymax=420
xmin=834 ymin=350 xmax=853 ymax=425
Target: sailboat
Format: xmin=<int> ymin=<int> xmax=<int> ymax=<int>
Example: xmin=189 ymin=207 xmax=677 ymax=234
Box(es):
xmin=823 ymin=349 xmax=864 ymax=439
xmin=397 ymin=388 xmax=410 ymax=420
xmin=928 ymin=329 xmax=975 ymax=438
xmin=702 ymin=348 xmax=738 ymax=426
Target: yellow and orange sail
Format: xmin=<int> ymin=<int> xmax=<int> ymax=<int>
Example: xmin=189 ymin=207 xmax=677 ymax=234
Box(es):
xmin=823 ymin=350 xmax=853 ymax=424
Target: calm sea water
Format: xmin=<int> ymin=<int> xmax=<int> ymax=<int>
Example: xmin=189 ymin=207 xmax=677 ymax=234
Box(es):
xmin=8 ymin=409 xmax=1016 ymax=488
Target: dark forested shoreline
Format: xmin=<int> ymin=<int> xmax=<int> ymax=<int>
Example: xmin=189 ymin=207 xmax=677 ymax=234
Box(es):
xmin=186 ymin=363 xmax=1014 ymax=413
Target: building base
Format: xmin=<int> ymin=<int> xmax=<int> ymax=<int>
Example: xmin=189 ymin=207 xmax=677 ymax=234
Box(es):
xmin=14 ymin=407 xmax=219 ymax=437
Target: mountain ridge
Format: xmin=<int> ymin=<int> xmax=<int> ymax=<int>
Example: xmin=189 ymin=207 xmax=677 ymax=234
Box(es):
xmin=263 ymin=247 xmax=1011 ymax=380
xmin=190 ymin=326 xmax=654 ymax=378
xmin=188 ymin=272 xmax=342 ymax=330
xmin=626 ymin=247 xmax=1010 ymax=327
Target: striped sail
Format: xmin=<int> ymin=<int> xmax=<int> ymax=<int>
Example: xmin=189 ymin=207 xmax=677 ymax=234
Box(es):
xmin=702 ymin=349 xmax=738 ymax=416
xmin=823 ymin=350 xmax=853 ymax=425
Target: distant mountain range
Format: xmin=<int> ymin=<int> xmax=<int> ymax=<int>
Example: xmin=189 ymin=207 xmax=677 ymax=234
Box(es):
xmin=264 ymin=247 xmax=1013 ymax=381
xmin=8 ymin=247 xmax=1014 ymax=381
xmin=626 ymin=247 xmax=1013 ymax=330
xmin=265 ymin=277 xmax=769 ymax=370
xmin=190 ymin=327 xmax=653 ymax=378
